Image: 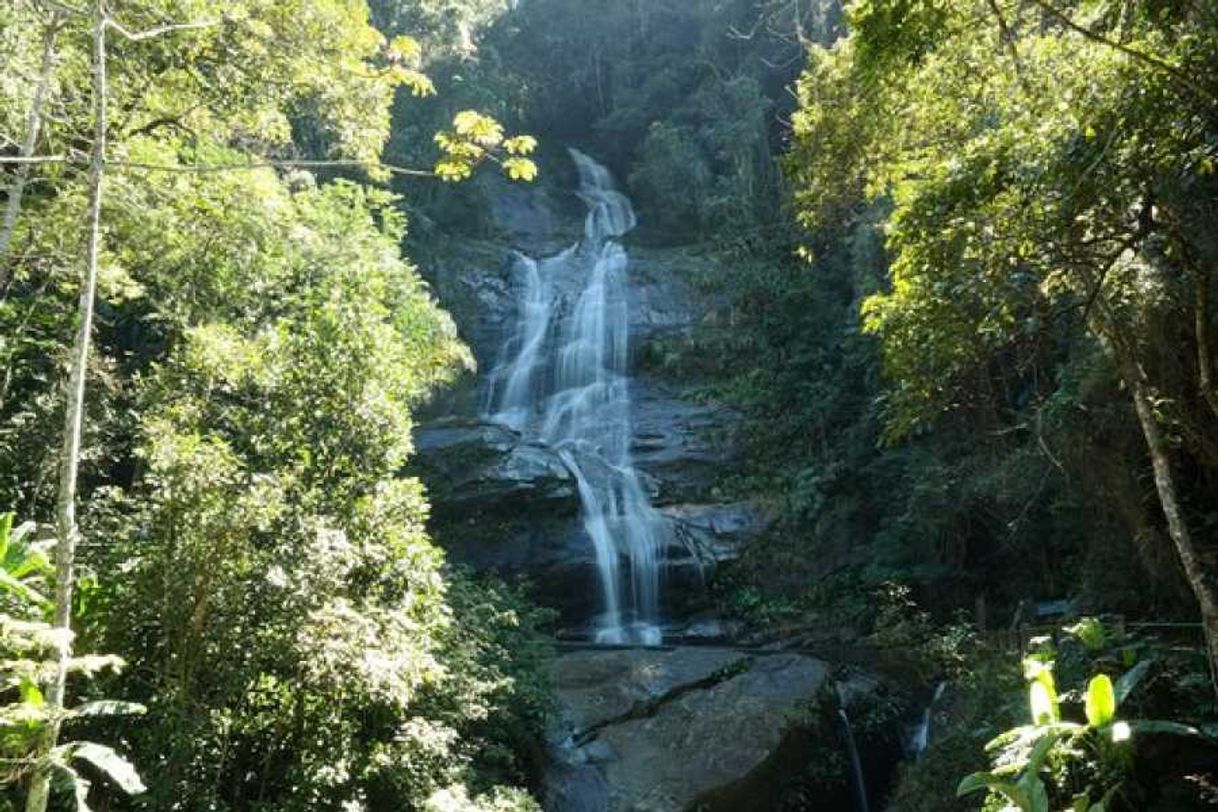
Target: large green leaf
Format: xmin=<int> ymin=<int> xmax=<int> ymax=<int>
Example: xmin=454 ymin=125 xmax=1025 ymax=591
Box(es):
xmin=70 ymin=700 xmax=147 ymax=719
xmin=65 ymin=742 xmax=146 ymax=795
xmin=957 ymin=772 xmax=1033 ymax=810
xmin=50 ymin=762 xmax=92 ymax=812
xmin=1085 ymin=674 xmax=1116 ymax=727
xmin=1029 ymin=680 xmax=1059 ymax=726
xmin=0 ymin=569 xmax=49 ymax=608
xmin=1114 ymin=659 xmax=1154 ymax=704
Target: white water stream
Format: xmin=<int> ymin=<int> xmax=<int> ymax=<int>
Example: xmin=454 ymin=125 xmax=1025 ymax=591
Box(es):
xmin=485 ymin=149 xmax=667 ymax=645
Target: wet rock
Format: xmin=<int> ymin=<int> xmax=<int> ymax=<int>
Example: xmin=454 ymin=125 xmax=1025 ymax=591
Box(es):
xmin=663 ymin=615 xmax=746 ymax=645
xmin=410 ymin=419 xmax=603 ymax=621
xmin=410 ymin=417 xmax=767 ymax=625
xmin=629 ymin=380 xmax=738 ymax=505
xmin=659 ymin=502 xmax=770 ymax=618
xmin=624 ymin=247 xmax=728 ymax=341
xmin=546 ymin=647 xmax=834 ymax=812
xmin=413 ymin=419 xmax=577 ymax=517
xmin=554 ymin=648 xmax=747 ymax=733
xmin=661 ymin=502 xmax=769 ymax=567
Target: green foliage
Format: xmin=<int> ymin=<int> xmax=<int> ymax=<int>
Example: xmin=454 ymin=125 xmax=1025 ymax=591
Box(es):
xmin=958 ymin=624 xmax=1216 ymax=812
xmin=0 ymin=514 xmax=146 ymax=809
xmin=464 ymin=0 xmax=816 ymax=244
xmin=434 ymin=110 xmax=538 ymax=182
xmin=1 ymin=0 xmax=551 ymax=808
xmin=788 ymin=0 xmax=1218 ymax=462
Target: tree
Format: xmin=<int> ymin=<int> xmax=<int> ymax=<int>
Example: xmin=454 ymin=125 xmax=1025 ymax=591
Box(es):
xmin=1 ymin=0 xmax=542 ymax=808
xmin=788 ymin=0 xmax=1218 ymax=683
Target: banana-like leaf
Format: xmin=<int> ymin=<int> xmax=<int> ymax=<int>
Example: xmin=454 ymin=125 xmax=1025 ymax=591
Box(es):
xmin=957 ymin=771 xmax=1033 ymax=810
xmin=70 ymin=700 xmax=146 ymax=719
xmin=50 ymin=762 xmax=92 ymax=812
xmin=1114 ymin=659 xmax=1154 ymax=704
xmin=63 ymin=741 xmax=146 ymax=795
xmin=0 ymin=569 xmax=48 ymax=607
xmin=1085 ymin=675 xmax=1116 ymax=727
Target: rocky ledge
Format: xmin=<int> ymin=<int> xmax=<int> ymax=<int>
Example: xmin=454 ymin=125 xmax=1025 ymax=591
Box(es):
xmin=545 ymin=646 xmax=896 ymax=812
xmin=410 ymin=418 xmax=768 ymax=626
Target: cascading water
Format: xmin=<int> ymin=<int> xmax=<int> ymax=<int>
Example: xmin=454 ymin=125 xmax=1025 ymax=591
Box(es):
xmin=485 ymin=149 xmax=667 ymax=645
xmin=908 ymin=681 xmax=947 ymax=757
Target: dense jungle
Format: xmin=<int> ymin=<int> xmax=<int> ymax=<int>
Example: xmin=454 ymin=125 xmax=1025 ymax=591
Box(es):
xmin=2 ymin=0 xmax=1217 ymax=810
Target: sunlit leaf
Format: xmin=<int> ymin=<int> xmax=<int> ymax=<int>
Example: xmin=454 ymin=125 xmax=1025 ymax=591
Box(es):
xmin=66 ymin=742 xmax=146 ymax=795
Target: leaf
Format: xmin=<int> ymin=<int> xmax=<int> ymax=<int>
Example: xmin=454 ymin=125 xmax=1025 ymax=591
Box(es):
xmin=0 ymin=568 xmax=49 ymax=607
xmin=1029 ymin=679 xmax=1058 ymax=725
xmin=399 ymin=70 xmax=435 ymax=98
xmin=503 ymin=135 xmax=538 ymax=156
xmin=1114 ymin=659 xmax=1153 ymax=704
xmin=0 ymin=512 xmax=11 ymax=558
xmin=1021 ymin=774 xmax=1050 ymax=812
xmin=956 ymin=772 xmax=992 ymax=796
xmin=1085 ymin=674 xmax=1116 ymax=727
xmin=503 ymin=157 xmax=538 ymax=182
xmin=67 ymin=742 xmax=146 ymax=795
xmin=434 ymin=159 xmax=473 ymax=183
xmin=51 ymin=763 xmax=91 ymax=812
xmin=1024 ymin=730 xmax=1061 ymax=774
xmin=8 ymin=543 xmax=51 ymax=579
xmin=957 ymin=772 xmax=1032 ymax=810
xmin=1065 ymin=618 xmax=1106 ymax=651
xmin=20 ymin=677 xmax=44 ymax=708
xmin=386 ymin=35 xmax=421 ymax=64
xmin=70 ymin=700 xmax=146 ymax=719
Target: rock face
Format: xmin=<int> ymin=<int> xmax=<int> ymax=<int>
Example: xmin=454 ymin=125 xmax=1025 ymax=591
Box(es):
xmin=546 ymin=647 xmax=835 ymax=812
xmin=413 ymin=414 xmax=767 ymax=626
xmin=414 ymin=420 xmax=577 ymax=519
xmin=412 ymin=168 xmax=769 ymax=631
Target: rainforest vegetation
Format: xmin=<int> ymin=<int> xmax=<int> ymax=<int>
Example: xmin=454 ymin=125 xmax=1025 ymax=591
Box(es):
xmin=2 ymin=0 xmax=1217 ymax=810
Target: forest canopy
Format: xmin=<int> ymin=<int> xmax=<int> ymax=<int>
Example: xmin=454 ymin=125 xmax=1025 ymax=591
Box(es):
xmin=1 ymin=1 xmax=544 ymax=810
xmin=2 ymin=0 xmax=1217 ymax=810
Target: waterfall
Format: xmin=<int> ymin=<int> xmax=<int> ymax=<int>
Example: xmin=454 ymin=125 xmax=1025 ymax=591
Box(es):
xmin=486 ymin=149 xmax=666 ymax=645
xmin=837 ymin=708 xmax=871 ymax=812
xmin=908 ymin=681 xmax=947 ymax=757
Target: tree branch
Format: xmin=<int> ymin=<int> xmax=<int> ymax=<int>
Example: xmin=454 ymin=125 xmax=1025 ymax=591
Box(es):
xmin=0 ymin=9 xmax=61 ymax=291
xmin=984 ymin=0 xmax=1031 ymax=96
xmin=1192 ymin=255 xmax=1218 ymax=421
xmin=0 ymin=154 xmax=436 ymax=177
xmin=104 ymin=16 xmax=221 ymax=42
xmin=1029 ymin=0 xmax=1218 ymax=107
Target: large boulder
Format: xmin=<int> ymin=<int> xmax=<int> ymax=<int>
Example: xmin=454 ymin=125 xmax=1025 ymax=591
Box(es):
xmin=545 ymin=647 xmax=845 ymax=812
xmin=414 ymin=419 xmax=577 ymax=518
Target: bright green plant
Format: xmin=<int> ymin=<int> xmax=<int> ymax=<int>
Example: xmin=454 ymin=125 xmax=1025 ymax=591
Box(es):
xmin=0 ymin=513 xmax=146 ymax=809
xmin=958 ymin=626 xmax=1211 ymax=811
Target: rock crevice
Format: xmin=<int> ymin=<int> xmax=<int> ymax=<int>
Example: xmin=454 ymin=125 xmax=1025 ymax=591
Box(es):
xmin=546 ymin=647 xmax=836 ymax=812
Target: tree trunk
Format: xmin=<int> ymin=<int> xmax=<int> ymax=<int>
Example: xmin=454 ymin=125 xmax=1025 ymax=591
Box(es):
xmin=0 ymin=11 xmax=60 ymax=294
xmin=25 ymin=3 xmax=106 ymax=810
xmin=1093 ymin=315 xmax=1218 ymax=694
xmin=1195 ymin=266 xmax=1218 ymax=421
